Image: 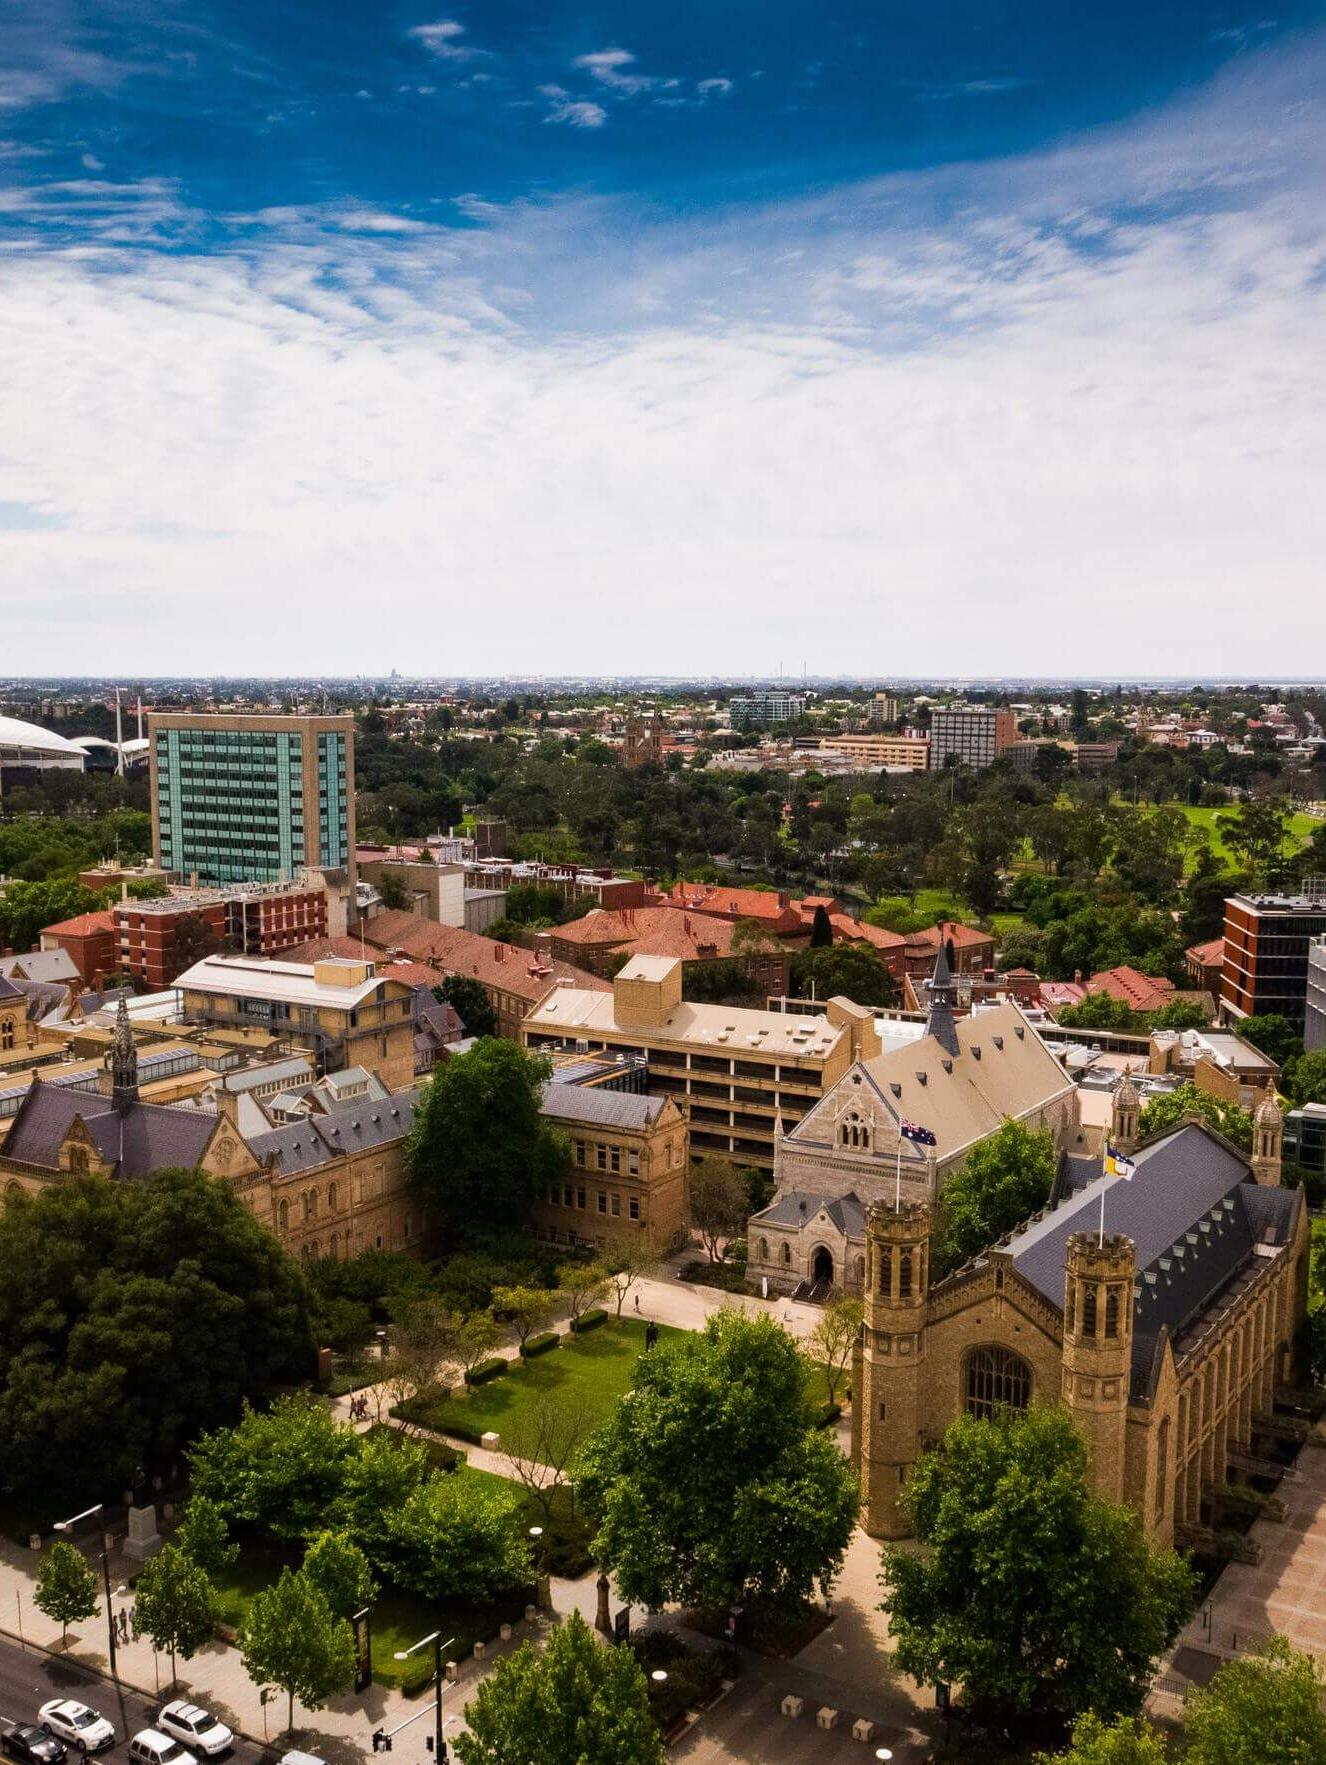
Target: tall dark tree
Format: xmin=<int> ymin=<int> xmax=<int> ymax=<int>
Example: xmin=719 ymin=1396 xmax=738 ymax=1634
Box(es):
xmin=0 ymin=1170 xmax=313 ymax=1512
xmin=809 ymin=904 xmax=833 ymax=947
xmin=407 ymin=1039 xmax=568 ymax=1243
xmin=432 ymin=975 xmax=497 ymax=1038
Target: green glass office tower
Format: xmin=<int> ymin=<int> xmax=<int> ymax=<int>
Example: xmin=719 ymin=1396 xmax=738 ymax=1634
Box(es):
xmin=149 ymin=712 xmax=355 ymax=886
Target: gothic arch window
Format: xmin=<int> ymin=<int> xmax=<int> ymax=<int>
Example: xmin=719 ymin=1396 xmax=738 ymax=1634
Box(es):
xmin=1105 ymin=1290 xmax=1120 ymax=1339
xmin=878 ymin=1249 xmax=892 ymax=1297
xmin=1155 ymin=1418 xmax=1170 ymax=1520
xmin=0 ymin=1016 xmax=13 ymax=1051
xmin=758 ymin=1238 xmax=769 ymax=1262
xmin=898 ymin=1249 xmax=912 ymax=1299
xmin=305 ymin=1189 xmax=317 ymax=1221
xmin=780 ymin=1242 xmax=792 ymax=1266
xmin=855 ymin=1255 xmax=865 ymax=1284
xmin=965 ymin=1346 xmax=1032 ymax=1421
xmin=1082 ymin=1287 xmax=1098 ymax=1337
xmin=277 ymin=1199 xmax=289 ymax=1232
xmin=68 ymin=1146 xmax=89 ymax=1174
xmin=329 ymin=1232 xmax=340 ymax=1260
xmin=839 ymin=1111 xmax=871 ymax=1151
xmin=327 ymin=1182 xmax=338 ymax=1213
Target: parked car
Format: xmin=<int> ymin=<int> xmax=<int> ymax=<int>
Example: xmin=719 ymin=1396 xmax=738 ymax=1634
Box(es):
xmin=156 ymin=1706 xmax=231 ymax=1759
xmin=128 ymin=1732 xmax=196 ymax=1765
xmin=37 ymin=1704 xmax=114 ymax=1756
xmin=3 ymin=1725 xmax=67 ymax=1765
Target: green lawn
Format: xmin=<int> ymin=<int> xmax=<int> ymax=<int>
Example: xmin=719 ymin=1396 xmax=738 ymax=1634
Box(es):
xmin=210 ymin=1467 xmax=535 ymax=1687
xmin=406 ymin=1317 xmax=685 ymax=1442
xmin=1177 ymin=804 xmax=1319 ymax=872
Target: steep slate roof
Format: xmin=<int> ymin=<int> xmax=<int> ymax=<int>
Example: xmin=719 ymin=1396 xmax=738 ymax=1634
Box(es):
xmin=246 ymin=1086 xmax=423 ymax=1177
xmin=996 ymin=1122 xmax=1302 ymax=1399
xmin=2 ymin=1082 xmax=216 ymax=1178
xmin=786 ymin=999 xmax=1072 ymax=1166
xmin=539 ymin=1081 xmax=665 ymax=1131
xmin=750 ymin=1188 xmax=867 ymax=1238
xmin=0 ymin=950 xmax=80 ymax=985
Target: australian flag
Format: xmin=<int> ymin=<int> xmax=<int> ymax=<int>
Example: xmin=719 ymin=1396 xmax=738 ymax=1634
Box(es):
xmin=900 ymin=1118 xmax=937 ymax=1147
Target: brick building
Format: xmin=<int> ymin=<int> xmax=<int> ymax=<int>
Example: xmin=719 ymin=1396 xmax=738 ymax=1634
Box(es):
xmin=113 ymin=881 xmax=329 ymax=988
xmin=927 ymin=706 xmax=1019 ymax=771
xmin=534 ymin=1083 xmax=688 ymax=1251
xmin=38 ymin=910 xmax=117 ymax=987
xmin=1221 ymin=887 xmax=1326 ymax=1031
xmin=548 ymin=905 xmax=791 ymax=996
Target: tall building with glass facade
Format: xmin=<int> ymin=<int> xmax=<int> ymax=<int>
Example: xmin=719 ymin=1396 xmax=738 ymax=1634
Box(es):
xmin=148 ymin=713 xmax=355 ymax=886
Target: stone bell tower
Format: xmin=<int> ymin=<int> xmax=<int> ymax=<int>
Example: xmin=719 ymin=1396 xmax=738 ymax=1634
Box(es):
xmin=1112 ymin=1071 xmax=1141 ymax=1153
xmin=110 ymin=993 xmax=139 ymax=1116
xmin=1062 ymin=1232 xmax=1135 ymax=1505
xmin=856 ymin=1201 xmax=931 ymax=1539
xmin=1251 ymin=1091 xmax=1284 ymax=1187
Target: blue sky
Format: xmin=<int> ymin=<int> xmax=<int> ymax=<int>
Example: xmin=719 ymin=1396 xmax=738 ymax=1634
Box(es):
xmin=2 ymin=2 xmax=1325 ymax=673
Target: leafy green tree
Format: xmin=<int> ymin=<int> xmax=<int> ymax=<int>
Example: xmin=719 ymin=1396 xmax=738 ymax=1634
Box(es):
xmin=1035 ymin=1712 xmax=1168 ymax=1765
xmin=1137 ymin=1084 xmax=1253 ymax=1152
xmin=1292 ymin=1049 xmax=1326 ymax=1108
xmin=407 ymin=1041 xmax=568 ymax=1243
xmin=558 ymin=1260 xmax=610 ymax=1323
xmin=0 ymin=1170 xmax=313 ymax=1511
xmin=1147 ymin=998 xmax=1212 ymax=1031
xmin=190 ymin=1396 xmax=364 ymax=1542
xmin=239 ymin=1567 xmax=356 ymax=1734
xmin=493 ymin=1283 xmax=559 ymax=1348
xmin=34 ymin=1539 xmax=100 ymax=1645
xmin=1235 ymin=1014 xmax=1303 ymax=1074
xmin=579 ymin=1313 xmax=859 ymax=1619
xmin=1180 ymin=847 xmax=1238 ymax=945
xmin=934 ymin=1120 xmax=1056 ymax=1275
xmin=885 ymin=1407 xmax=1194 ymax=1729
xmin=301 ymin=1530 xmax=376 ymax=1620
xmin=1056 ymin=991 xmax=1135 ymax=1031
xmin=687 ymin=1155 xmax=750 ymax=1264
xmin=790 ymin=942 xmax=897 ymax=1007
xmin=1219 ymin=798 xmax=1292 ymax=881
xmin=174 ymin=1496 xmax=238 ymax=1582
xmin=454 ymin=1610 xmax=662 ymax=1765
xmin=133 ymin=1543 xmax=217 ymax=1687
xmin=1184 ymin=1636 xmax=1326 ymax=1765
xmin=432 ymin=974 xmax=496 ymax=1039
xmin=380 ymin=1472 xmax=530 ymax=1602
xmin=806 ymin=1296 xmax=863 ymax=1405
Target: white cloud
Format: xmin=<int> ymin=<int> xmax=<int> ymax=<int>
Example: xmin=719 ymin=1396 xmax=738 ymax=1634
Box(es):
xmin=544 ymin=97 xmax=607 ymax=128
xmin=408 ymin=20 xmax=475 ymax=61
xmin=2 ymin=30 xmax=1324 ymax=677
xmin=697 ymin=78 xmax=733 ymax=96
xmin=331 ymin=209 xmax=429 ymax=234
xmin=573 ymin=48 xmax=652 ymax=95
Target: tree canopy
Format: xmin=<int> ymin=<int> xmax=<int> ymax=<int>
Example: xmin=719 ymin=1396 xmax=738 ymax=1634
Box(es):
xmin=1184 ymin=1636 xmax=1326 ymax=1765
xmin=239 ymin=1566 xmax=355 ymax=1734
xmin=1136 ymin=1084 xmax=1253 ymax=1152
xmin=934 ymin=1119 xmax=1057 ymax=1275
xmin=884 ymin=1406 xmax=1195 ymax=1729
xmin=407 ymin=1039 xmax=568 ymax=1243
xmin=454 ymin=1611 xmax=662 ymax=1765
xmin=579 ymin=1313 xmax=859 ymax=1619
xmin=0 ymin=1169 xmax=313 ymax=1512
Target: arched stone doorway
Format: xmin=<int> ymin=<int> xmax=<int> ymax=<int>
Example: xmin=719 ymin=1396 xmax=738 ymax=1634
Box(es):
xmin=811 ymin=1245 xmax=834 ymax=1286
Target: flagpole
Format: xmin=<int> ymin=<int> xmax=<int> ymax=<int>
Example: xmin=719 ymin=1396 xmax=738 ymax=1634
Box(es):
xmin=1099 ymin=1175 xmax=1106 ymax=1248
xmin=895 ymin=1136 xmax=902 ymax=1210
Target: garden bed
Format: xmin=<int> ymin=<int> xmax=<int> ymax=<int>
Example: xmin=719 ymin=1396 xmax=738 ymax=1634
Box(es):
xmin=684 ymin=1599 xmax=833 ymax=1659
xmin=631 ymin=1631 xmax=739 ymax=1732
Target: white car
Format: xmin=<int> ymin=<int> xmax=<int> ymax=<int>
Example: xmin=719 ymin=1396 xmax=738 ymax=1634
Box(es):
xmin=37 ymin=1704 xmax=114 ymax=1755
xmin=157 ymin=1705 xmax=232 ymax=1759
xmin=127 ymin=1732 xmax=195 ymax=1765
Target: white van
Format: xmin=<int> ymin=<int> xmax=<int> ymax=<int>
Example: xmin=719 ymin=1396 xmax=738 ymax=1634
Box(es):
xmin=128 ymin=1732 xmax=196 ymax=1765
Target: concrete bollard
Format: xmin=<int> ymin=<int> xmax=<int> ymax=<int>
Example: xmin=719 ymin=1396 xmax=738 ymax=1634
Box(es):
xmin=472 ymin=1640 xmax=486 ymax=1660
xmin=852 ymin=1718 xmax=876 ymax=1742
xmin=525 ymin=1605 xmax=538 ymax=1623
xmin=816 ymin=1708 xmax=839 ymax=1731
xmin=499 ymin=1623 xmax=512 ymax=1642
xmin=445 ymin=1662 xmax=459 ymax=1682
xmin=481 ymin=1431 xmax=500 ymax=1450
xmin=780 ymin=1696 xmax=803 ymax=1719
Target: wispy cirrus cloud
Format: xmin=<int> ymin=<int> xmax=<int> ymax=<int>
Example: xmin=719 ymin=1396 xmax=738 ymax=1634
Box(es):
xmin=539 ymin=86 xmax=607 ymax=128
xmin=573 ymin=48 xmax=653 ymax=95
xmin=408 ymin=19 xmax=480 ymax=62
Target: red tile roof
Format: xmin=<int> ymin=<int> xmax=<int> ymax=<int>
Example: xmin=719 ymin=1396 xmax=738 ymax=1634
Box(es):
xmin=908 ymin=920 xmax=994 ymax=950
xmin=661 ymin=883 xmax=804 ymax=934
xmin=1185 ymin=937 xmax=1225 ymax=966
xmin=1087 ymin=966 xmax=1176 ymax=1012
xmin=41 ymin=910 xmax=117 ymax=939
xmin=829 ymin=914 xmax=906 ymax=953
xmin=358 ymin=912 xmax=609 ymax=1002
xmin=553 ymin=907 xmax=739 ymax=961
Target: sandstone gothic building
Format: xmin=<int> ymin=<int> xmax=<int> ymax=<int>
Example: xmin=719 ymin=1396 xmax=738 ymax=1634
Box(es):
xmin=853 ymin=1082 xmax=1308 ymax=1548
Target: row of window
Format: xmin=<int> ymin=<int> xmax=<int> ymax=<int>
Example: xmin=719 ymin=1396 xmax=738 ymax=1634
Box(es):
xmin=572 ymin=1139 xmax=640 ymax=1176
xmin=543 ymin=1184 xmax=641 ymax=1221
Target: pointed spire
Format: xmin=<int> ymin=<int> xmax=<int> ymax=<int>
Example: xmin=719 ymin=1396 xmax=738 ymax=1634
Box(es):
xmin=923 ymin=948 xmax=960 ymax=1058
xmin=110 ymin=993 xmax=138 ymax=1115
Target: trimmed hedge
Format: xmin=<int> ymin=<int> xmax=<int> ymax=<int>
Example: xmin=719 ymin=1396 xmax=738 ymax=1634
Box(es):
xmin=570 ymin=1309 xmax=608 ymax=1334
xmin=438 ymin=1416 xmax=489 ymax=1447
xmin=465 ymin=1356 xmax=509 ymax=1386
xmin=521 ymin=1332 xmax=559 ymax=1359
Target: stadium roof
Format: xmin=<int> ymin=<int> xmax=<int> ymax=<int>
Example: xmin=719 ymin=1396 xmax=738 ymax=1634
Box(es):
xmin=0 ymin=715 xmax=87 ymax=758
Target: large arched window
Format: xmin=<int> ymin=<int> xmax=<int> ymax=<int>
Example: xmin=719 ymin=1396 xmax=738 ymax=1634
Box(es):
xmin=1105 ymin=1290 xmax=1120 ymax=1339
xmin=965 ymin=1347 xmax=1032 ymax=1421
xmin=757 ymin=1238 xmax=769 ymax=1262
xmin=0 ymin=1016 xmax=13 ymax=1051
xmin=277 ymin=1199 xmax=289 ymax=1232
xmin=839 ymin=1112 xmax=871 ymax=1151
xmin=780 ymin=1242 xmax=792 ymax=1266
xmin=1154 ymin=1418 xmax=1170 ymax=1520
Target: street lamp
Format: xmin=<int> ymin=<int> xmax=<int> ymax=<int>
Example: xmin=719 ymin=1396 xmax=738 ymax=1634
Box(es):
xmin=393 ymin=1630 xmax=454 ymax=1762
xmin=875 ymin=1750 xmax=894 ymax=1762
xmin=53 ymin=1505 xmax=116 ymax=1679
